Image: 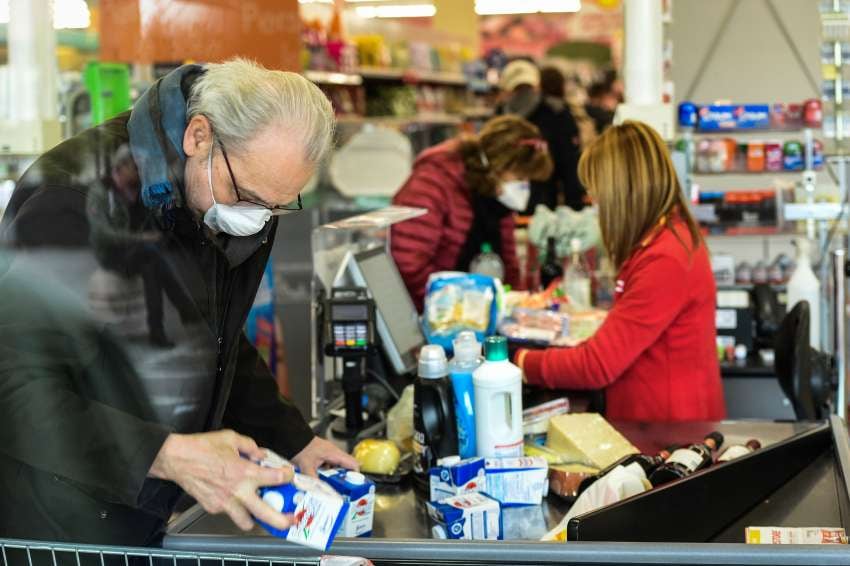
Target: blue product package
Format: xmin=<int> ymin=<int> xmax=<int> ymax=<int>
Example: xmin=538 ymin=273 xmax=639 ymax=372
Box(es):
xmin=448 ymin=332 xmax=481 ymax=459
xmin=254 ymin=452 xmax=348 ymax=551
xmin=427 ymin=492 xmax=503 ymax=540
xmin=484 ymin=457 xmax=549 ymax=507
xmin=678 ymin=101 xmax=698 ymax=128
xmin=423 ymin=272 xmax=501 ymax=352
xmin=698 ymin=104 xmax=770 ymax=131
xmin=429 ymin=456 xmax=486 ymax=501
xmin=319 ymin=469 xmax=376 ymax=537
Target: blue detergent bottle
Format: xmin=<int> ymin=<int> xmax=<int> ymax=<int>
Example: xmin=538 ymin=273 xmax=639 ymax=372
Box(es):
xmin=449 ymin=331 xmax=482 ymax=459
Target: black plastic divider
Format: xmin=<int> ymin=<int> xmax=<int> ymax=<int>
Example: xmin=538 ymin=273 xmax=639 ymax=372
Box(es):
xmin=567 ymin=422 xmax=832 ymax=542
xmin=830 ymin=415 xmax=850 ymax=530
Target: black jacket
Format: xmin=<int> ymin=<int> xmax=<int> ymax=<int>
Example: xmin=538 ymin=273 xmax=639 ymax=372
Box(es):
xmin=526 ymin=97 xmax=585 ymax=212
xmin=0 ymin=112 xmax=315 ymax=544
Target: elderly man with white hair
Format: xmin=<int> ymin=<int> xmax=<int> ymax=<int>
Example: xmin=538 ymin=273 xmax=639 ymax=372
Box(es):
xmin=0 ymin=59 xmax=356 ymax=544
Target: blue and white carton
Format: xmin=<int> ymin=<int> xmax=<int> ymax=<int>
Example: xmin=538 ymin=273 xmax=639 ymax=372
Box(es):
xmin=319 ymin=468 xmax=376 ymax=537
xmin=429 ymin=456 xmax=486 ymax=502
xmin=256 ymin=451 xmax=348 ymax=551
xmin=484 ymin=457 xmax=549 ymax=506
xmin=427 ymin=492 xmax=503 ymax=540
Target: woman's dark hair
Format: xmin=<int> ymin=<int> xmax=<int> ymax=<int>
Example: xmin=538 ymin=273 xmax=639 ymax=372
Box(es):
xmin=458 ymin=115 xmax=554 ymax=198
xmin=540 ymin=67 xmax=565 ymax=99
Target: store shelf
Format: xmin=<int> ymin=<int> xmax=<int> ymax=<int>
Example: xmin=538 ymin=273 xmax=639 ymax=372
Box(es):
xmin=702 ymin=225 xmax=799 ymax=237
xmin=303 ymin=67 xmax=468 ymax=87
xmin=692 ymin=170 xmax=812 ymax=177
xmin=303 ymin=70 xmax=363 ymax=86
xmin=684 ymin=128 xmax=819 ymax=136
xmin=335 ymin=112 xmax=463 ymax=126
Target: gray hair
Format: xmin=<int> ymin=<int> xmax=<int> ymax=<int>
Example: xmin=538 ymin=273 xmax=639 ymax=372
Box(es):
xmin=187 ymin=58 xmax=335 ymax=164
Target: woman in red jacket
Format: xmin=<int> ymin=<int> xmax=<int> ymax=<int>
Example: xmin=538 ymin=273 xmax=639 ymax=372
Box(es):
xmin=516 ymin=121 xmax=726 ymax=422
xmin=391 ymin=115 xmax=553 ymax=310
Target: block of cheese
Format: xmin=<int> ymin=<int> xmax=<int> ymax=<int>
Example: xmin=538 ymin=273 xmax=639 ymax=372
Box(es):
xmin=545 ymin=413 xmax=638 ymax=469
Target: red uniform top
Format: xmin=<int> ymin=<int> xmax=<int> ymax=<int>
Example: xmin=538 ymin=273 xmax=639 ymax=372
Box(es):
xmin=391 ymin=140 xmax=519 ymax=311
xmin=518 ymin=219 xmax=726 ymax=422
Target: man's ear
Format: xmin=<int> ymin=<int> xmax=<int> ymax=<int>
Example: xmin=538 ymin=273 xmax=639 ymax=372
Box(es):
xmin=183 ymin=114 xmax=212 ymax=158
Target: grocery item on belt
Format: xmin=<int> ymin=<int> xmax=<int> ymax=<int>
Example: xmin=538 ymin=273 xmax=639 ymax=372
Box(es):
xmin=429 ymin=456 xmax=486 ymax=502
xmin=319 ymin=469 xmax=376 ymax=538
xmin=522 ymin=397 xmax=571 ymax=437
xmin=353 ymin=438 xmax=401 ymax=476
xmin=746 ymin=526 xmax=847 ymax=544
xmin=257 ymin=452 xmax=348 ymax=551
xmin=545 ymin=413 xmax=639 ymax=469
xmin=548 ymin=464 xmax=601 ymax=499
xmin=427 ymin=492 xmax=503 ymax=540
xmin=484 ymin=457 xmax=549 ymax=506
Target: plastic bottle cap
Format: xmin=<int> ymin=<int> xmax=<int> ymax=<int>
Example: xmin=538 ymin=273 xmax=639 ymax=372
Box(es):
xmin=453 ymin=331 xmax=482 ymax=363
xmin=437 ymin=455 xmax=461 ymax=467
xmin=481 ymin=242 xmax=493 ymax=254
xmin=484 ymin=336 xmax=509 ymax=362
xmin=419 ymin=345 xmax=448 ymax=379
xmin=432 ymin=525 xmax=448 ymax=539
xmin=346 ymin=471 xmax=366 ymax=485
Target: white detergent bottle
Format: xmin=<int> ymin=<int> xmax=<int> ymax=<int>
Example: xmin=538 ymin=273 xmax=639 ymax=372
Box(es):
xmin=786 ymin=237 xmax=820 ymax=349
xmin=473 ymin=336 xmax=523 ymax=457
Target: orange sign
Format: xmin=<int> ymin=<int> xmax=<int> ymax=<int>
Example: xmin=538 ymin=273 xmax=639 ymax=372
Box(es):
xmin=100 ymin=0 xmax=302 ymax=71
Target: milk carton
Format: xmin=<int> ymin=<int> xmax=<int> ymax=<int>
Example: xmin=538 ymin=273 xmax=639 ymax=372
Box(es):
xmin=429 ymin=456 xmax=486 ymax=502
xmin=255 ymin=450 xmax=348 ymax=551
xmin=319 ymin=469 xmax=376 ymax=537
xmin=258 ymin=474 xmax=348 ymax=551
xmin=427 ymin=492 xmax=503 ymax=540
xmin=484 ymin=457 xmax=549 ymax=506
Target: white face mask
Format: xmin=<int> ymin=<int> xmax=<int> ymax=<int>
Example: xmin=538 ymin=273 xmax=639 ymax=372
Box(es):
xmin=498 ymin=179 xmax=531 ymax=211
xmin=202 ymin=138 xmax=272 ymax=237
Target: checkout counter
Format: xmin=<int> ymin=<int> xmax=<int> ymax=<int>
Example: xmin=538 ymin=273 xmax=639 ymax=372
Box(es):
xmin=164 ymin=208 xmax=850 ymax=565
xmin=165 ymin=417 xmax=850 ymax=565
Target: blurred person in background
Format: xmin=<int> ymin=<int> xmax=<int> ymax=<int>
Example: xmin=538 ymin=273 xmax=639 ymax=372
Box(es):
xmin=496 ymin=59 xmax=541 ymax=119
xmin=585 ymin=80 xmax=620 ymax=134
xmin=0 ymin=58 xmax=356 ymax=545
xmin=525 ymin=66 xmax=585 ymax=211
xmin=515 ymin=121 xmax=725 ymax=422
xmin=391 ymin=115 xmax=553 ymax=310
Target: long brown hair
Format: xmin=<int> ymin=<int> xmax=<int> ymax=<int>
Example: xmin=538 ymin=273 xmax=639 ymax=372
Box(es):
xmin=458 ymin=115 xmax=553 ymax=198
xmin=578 ymin=120 xmax=702 ymax=269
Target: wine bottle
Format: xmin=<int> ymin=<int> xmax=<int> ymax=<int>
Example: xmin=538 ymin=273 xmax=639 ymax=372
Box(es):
xmin=648 ymin=432 xmax=724 ymax=487
xmin=540 ymin=237 xmax=563 ymax=289
xmin=576 ymin=448 xmax=673 ymax=496
xmin=717 ymin=439 xmax=761 ymax=463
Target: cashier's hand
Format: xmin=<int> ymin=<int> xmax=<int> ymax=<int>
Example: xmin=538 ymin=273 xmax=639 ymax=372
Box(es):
xmin=292 ymin=436 xmax=360 ymax=477
xmin=148 ymin=430 xmax=295 ymax=532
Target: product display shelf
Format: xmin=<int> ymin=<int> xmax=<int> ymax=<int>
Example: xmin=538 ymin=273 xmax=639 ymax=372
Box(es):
xmin=305 ymin=67 xmax=469 ymax=88
xmin=335 ymin=113 xmax=463 ymax=127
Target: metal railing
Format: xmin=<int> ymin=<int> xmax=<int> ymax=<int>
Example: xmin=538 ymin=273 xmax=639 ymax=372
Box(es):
xmin=0 ymin=539 xmax=323 ymax=566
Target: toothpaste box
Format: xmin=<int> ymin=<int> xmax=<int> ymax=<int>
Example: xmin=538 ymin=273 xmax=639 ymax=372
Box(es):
xmin=427 ymin=492 xmax=503 ymax=540
xmin=429 ymin=456 xmax=486 ymax=502
xmin=484 ymin=457 xmax=549 ymax=506
xmin=256 ymin=450 xmax=348 ymax=551
xmin=319 ymin=468 xmax=376 ymax=537
xmin=698 ymin=104 xmax=771 ymax=131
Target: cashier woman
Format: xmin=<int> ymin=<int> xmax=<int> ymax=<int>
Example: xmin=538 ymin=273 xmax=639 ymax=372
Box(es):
xmin=516 ymin=121 xmax=727 ymax=422
xmin=391 ymin=115 xmax=554 ymax=310
xmin=0 ymin=60 xmax=356 ymax=544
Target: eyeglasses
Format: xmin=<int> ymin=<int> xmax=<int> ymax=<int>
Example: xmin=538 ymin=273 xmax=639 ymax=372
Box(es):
xmin=218 ymin=140 xmax=303 ymax=215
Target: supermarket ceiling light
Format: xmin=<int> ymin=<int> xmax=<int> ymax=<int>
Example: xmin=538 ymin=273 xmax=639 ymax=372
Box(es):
xmin=0 ymin=0 xmax=91 ymax=29
xmin=475 ymin=0 xmax=581 ymax=15
xmin=355 ymin=4 xmax=436 ymax=18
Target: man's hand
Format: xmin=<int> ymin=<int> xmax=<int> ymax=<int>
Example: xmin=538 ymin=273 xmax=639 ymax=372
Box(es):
xmin=148 ymin=430 xmax=293 ymax=532
xmin=292 ymin=437 xmax=359 ymax=476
